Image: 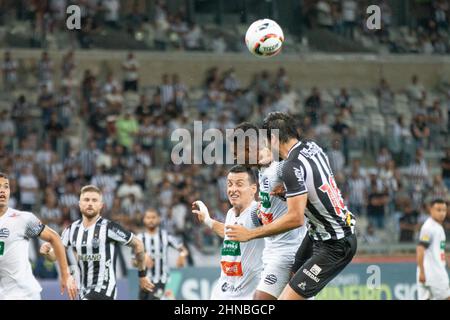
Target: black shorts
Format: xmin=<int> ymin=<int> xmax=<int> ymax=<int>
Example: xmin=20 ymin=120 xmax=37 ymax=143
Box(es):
xmin=289 ymin=234 xmax=357 ymax=299
xmin=139 ymin=282 xmax=166 ymax=300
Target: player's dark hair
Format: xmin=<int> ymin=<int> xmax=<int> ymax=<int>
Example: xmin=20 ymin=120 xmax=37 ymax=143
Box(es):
xmin=145 ymin=208 xmax=160 ymax=216
xmin=228 ymin=165 xmax=257 ymax=185
xmin=430 ymin=198 xmax=447 ymax=207
xmin=262 ymin=112 xmax=300 ymax=143
xmin=0 ymin=172 xmax=9 ymax=180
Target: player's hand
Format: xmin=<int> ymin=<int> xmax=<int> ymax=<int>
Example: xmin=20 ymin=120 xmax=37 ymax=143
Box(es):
xmin=225 ymin=224 xmax=253 ymax=242
xmin=60 ymin=273 xmax=78 ymax=300
xmin=139 ymin=277 xmax=155 ymax=293
xmin=258 ymin=147 xmax=273 ymax=165
xmin=39 ymin=242 xmax=53 ymax=256
xmin=270 ymin=184 xmax=286 ymax=198
xmin=65 ymin=274 xmax=78 ymax=300
xmin=192 ymin=201 xmax=213 ymax=228
xmin=418 ymin=270 xmax=426 ymax=284
xmin=192 ymin=201 xmax=206 ymax=223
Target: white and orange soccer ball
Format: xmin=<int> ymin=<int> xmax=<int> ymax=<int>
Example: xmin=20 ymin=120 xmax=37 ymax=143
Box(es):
xmin=245 ymin=18 xmax=284 ymax=57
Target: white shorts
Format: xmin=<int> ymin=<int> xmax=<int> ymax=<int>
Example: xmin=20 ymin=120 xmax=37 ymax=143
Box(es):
xmin=417 ymin=283 xmax=450 ymax=300
xmin=256 ymin=261 xmax=292 ymax=299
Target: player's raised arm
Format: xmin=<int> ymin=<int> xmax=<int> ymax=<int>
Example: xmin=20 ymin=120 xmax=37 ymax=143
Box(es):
xmin=39 ymin=226 xmax=78 ymax=300
xmin=192 ymin=200 xmax=225 ymax=238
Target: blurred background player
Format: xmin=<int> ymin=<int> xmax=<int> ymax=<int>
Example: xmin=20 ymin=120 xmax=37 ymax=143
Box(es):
xmin=227 ymin=112 xmax=357 ymax=300
xmin=0 ymin=172 xmax=76 ymax=300
xmin=192 ymin=165 xmax=264 ymax=300
xmin=136 ymin=208 xmax=188 ymax=300
xmin=233 ymin=122 xmax=307 ymax=300
xmin=416 ymin=199 xmax=450 ymax=300
xmin=40 ymin=185 xmax=154 ymax=300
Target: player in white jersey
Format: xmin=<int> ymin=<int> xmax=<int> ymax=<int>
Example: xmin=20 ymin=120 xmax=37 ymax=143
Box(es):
xmin=0 ymin=172 xmax=77 ymax=300
xmin=232 ymin=122 xmax=306 ymax=299
xmin=192 ymin=165 xmax=264 ymax=300
xmin=416 ymin=199 xmax=450 ymax=300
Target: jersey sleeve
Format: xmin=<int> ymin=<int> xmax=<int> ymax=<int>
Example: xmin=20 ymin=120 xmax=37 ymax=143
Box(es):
xmin=61 ymin=226 xmax=71 ymax=247
xmin=24 ymin=212 xmax=45 ymax=238
xmin=250 ymin=202 xmax=263 ymax=227
xmin=418 ymin=223 xmax=432 ymax=248
xmin=167 ymin=234 xmax=183 ymax=250
xmin=281 ymin=160 xmax=308 ymax=198
xmin=107 ymin=221 xmax=133 ymax=245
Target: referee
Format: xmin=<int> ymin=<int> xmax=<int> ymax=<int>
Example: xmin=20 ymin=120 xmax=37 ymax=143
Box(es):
xmin=227 ymin=112 xmax=357 ymax=300
xmin=136 ymin=208 xmax=188 ymax=300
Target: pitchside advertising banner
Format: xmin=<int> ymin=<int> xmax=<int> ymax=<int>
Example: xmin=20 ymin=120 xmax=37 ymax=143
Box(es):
xmin=41 ymin=262 xmax=450 ymax=300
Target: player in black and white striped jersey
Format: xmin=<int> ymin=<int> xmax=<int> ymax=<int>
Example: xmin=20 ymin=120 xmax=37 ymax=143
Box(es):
xmin=40 ymin=185 xmax=154 ymax=300
xmin=227 ymin=112 xmax=357 ymax=300
xmin=136 ymin=208 xmax=188 ymax=300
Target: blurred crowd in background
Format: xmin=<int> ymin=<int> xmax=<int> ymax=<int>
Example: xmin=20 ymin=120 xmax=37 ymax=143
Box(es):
xmin=0 ymin=0 xmax=450 ymax=54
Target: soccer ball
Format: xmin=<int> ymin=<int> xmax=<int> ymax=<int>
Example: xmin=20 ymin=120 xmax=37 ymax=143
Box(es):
xmin=245 ymin=19 xmax=284 ymax=57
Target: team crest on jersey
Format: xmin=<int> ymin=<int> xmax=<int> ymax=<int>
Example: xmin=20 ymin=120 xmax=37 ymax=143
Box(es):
xmin=0 ymin=228 xmax=10 ymax=238
xmin=259 ymin=211 xmax=273 ymax=225
xmin=264 ymin=274 xmax=277 ymax=285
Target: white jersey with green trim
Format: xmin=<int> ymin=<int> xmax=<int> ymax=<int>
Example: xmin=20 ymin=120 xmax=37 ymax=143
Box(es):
xmin=258 ymin=161 xmax=306 ymax=264
xmin=0 ymin=208 xmax=44 ymax=299
xmin=417 ymin=217 xmax=448 ymax=287
xmin=211 ymin=201 xmax=265 ymax=300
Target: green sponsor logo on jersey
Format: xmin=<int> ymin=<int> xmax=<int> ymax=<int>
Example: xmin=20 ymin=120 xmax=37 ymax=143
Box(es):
xmin=0 ymin=241 xmax=4 ymax=256
xmin=440 ymin=241 xmax=445 ymax=250
xmin=260 ymin=191 xmax=271 ymax=209
xmin=221 ymin=240 xmax=241 ymax=256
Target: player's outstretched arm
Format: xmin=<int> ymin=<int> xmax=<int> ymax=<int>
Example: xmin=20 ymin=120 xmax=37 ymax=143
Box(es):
xmin=226 ymin=193 xmax=306 ymax=242
xmin=39 ymin=227 xmax=78 ymax=300
xmin=192 ymin=201 xmax=225 ymax=238
xmin=129 ymin=236 xmax=155 ymax=293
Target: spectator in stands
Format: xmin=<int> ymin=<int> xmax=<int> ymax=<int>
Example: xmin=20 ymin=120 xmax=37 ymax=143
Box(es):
xmin=61 ymin=50 xmax=75 ymax=78
xmin=376 ymin=78 xmax=394 ymax=115
xmin=0 ymin=110 xmax=15 ymax=139
xmin=103 ymin=72 xmax=121 ymax=95
xmin=328 ymin=139 xmax=345 ymax=174
xmin=305 ymin=87 xmax=322 ymax=124
xmin=411 ymin=114 xmax=430 ymax=149
xmin=102 ymin=0 xmax=121 ymax=29
xmin=376 ymin=147 xmax=392 ymax=167
xmin=116 ymin=110 xmax=139 ymax=150
xmin=122 ymin=52 xmax=139 ymax=92
xmin=37 ymin=51 xmax=54 ymax=92
xmin=361 ymin=224 xmax=381 ymax=244
xmin=117 ymin=172 xmax=143 ymax=203
xmin=427 ymin=99 xmax=444 ymax=149
xmin=406 ymin=74 xmax=425 ymax=104
xmin=346 ymin=166 xmax=366 ymax=216
xmin=398 ymin=202 xmax=420 ymax=242
xmin=367 ymin=173 xmax=389 ymax=229
xmin=2 ymin=50 xmax=18 ymax=91
xmin=18 ymin=165 xmax=39 ymax=211
xmin=39 ymin=190 xmax=63 ymax=233
xmin=342 ymin=0 xmax=357 ymax=39
xmin=427 ymin=175 xmax=449 ymax=201
xmin=37 ymin=83 xmax=56 ymax=126
xmin=183 ymin=22 xmax=203 ymax=51
xmin=335 ymin=87 xmax=351 ymax=110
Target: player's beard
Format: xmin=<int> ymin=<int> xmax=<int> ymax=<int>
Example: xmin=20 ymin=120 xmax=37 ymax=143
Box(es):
xmin=81 ymin=207 xmax=101 ymax=219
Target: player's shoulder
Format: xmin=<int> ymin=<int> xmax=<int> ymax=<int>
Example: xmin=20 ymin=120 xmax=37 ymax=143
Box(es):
xmin=5 ymin=207 xmax=35 ymax=220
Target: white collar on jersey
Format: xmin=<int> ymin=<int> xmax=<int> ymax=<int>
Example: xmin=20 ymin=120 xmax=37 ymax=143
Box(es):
xmin=287 ymin=141 xmax=302 ymax=158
